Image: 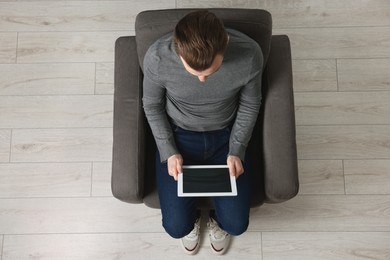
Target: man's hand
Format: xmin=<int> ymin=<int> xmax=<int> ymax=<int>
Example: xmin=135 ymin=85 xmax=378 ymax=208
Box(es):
xmin=167 ymin=154 xmax=183 ymax=181
xmin=227 ymin=155 xmax=244 ymax=178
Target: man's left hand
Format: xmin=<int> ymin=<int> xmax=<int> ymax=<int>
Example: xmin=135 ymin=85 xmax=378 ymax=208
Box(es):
xmin=227 ymin=155 xmax=244 ymax=178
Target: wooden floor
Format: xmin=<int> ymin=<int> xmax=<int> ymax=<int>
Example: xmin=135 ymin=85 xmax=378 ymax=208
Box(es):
xmin=1 ymin=0 xmax=390 ymax=259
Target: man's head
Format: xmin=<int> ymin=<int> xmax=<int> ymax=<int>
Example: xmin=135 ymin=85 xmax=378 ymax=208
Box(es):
xmin=173 ymin=10 xmax=229 ymax=82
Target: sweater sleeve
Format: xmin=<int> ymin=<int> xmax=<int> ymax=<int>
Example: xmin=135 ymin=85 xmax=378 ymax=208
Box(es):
xmin=142 ymin=46 xmax=179 ymax=162
xmin=228 ymin=44 xmax=263 ymax=161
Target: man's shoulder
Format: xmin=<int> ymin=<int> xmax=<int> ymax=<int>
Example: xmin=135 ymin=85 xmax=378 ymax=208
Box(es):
xmin=225 ymin=29 xmax=263 ymax=72
xmin=227 ymin=29 xmax=262 ymax=55
xmin=145 ymin=33 xmax=173 ymax=58
xmin=143 ymin=33 xmax=175 ymax=70
xmin=227 ymin=29 xmax=261 ymax=54
xmin=227 ymin=28 xmax=257 ymax=44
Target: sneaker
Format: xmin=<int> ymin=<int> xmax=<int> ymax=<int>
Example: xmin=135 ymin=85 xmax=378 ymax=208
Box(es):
xmin=181 ymin=218 xmax=201 ymax=255
xmin=207 ymin=217 xmax=230 ymax=255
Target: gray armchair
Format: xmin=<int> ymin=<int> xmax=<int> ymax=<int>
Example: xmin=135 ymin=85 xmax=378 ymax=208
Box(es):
xmin=112 ymin=8 xmax=299 ymax=209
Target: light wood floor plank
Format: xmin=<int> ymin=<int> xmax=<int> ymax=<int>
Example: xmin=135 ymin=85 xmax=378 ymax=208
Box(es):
xmin=262 ymin=232 xmax=390 ymax=260
xmin=274 ymin=27 xmax=390 ymax=59
xmin=296 ymin=125 xmax=390 ymax=160
xmin=2 ymin=232 xmax=261 ymax=260
xmin=0 ymin=1 xmax=175 ymax=32
xmin=92 ymin=162 xmax=112 ymax=197
xmin=95 ymin=62 xmax=114 ymax=95
xmin=0 ymin=63 xmax=95 ymax=95
xmin=177 ymin=0 xmax=390 ymax=28
xmin=0 ymin=95 xmax=113 ymax=128
xmin=17 ymin=31 xmax=131 ymax=63
xmin=11 ymin=128 xmax=112 ymax=162
xmin=0 ymin=163 xmax=91 ymax=198
xmin=0 ymin=130 xmax=11 ymax=163
xmin=338 ymin=58 xmax=390 ymax=92
xmin=0 ymin=197 xmax=162 ymax=234
xmin=295 ymin=92 xmax=390 ymax=125
xmin=344 ymin=160 xmax=390 ymax=195
xmin=249 ymin=195 xmax=390 ymax=232
xmin=0 ymin=32 xmax=17 ymax=63
xmin=0 ymin=235 xmax=3 ymax=258
xmin=298 ymin=160 xmax=344 ymax=195
xmin=292 ymin=59 xmax=337 ymax=92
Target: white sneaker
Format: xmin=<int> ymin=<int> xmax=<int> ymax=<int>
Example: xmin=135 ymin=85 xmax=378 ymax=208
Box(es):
xmin=207 ymin=217 xmax=230 ymax=255
xmin=181 ymin=218 xmax=201 ymax=255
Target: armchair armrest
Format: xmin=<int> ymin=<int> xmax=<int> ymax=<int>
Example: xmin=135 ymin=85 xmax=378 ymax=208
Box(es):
xmin=262 ymin=35 xmax=299 ymax=203
xmin=112 ymin=36 xmax=145 ymax=203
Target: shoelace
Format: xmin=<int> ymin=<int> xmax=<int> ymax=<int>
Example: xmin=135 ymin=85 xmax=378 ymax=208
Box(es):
xmin=207 ymin=219 xmax=228 ymax=240
xmin=186 ymin=221 xmax=200 ymax=239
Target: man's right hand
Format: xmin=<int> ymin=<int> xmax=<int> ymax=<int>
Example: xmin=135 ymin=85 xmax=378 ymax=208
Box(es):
xmin=167 ymin=154 xmax=183 ymax=181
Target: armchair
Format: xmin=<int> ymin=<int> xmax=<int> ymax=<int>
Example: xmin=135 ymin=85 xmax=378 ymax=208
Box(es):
xmin=112 ymin=8 xmax=299 ymax=209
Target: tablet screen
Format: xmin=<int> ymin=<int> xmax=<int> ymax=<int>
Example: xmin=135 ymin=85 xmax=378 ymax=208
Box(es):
xmin=178 ymin=165 xmax=237 ymax=197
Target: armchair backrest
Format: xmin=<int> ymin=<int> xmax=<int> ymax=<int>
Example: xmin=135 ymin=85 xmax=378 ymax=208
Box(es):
xmin=135 ymin=8 xmax=272 ymax=71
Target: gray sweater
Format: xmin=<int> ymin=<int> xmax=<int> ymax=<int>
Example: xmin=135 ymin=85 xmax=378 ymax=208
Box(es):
xmin=143 ymin=29 xmax=263 ymax=162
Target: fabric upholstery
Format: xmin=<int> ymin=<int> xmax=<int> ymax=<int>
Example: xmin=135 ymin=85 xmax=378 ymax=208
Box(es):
xmin=262 ymin=35 xmax=299 ymax=202
xmin=112 ymin=36 xmax=145 ymax=203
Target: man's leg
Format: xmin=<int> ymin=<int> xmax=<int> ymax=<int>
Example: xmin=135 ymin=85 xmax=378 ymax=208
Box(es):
xmin=208 ymin=129 xmax=252 ymax=236
xmin=211 ymin=164 xmax=252 ymax=236
xmin=155 ymin=150 xmax=198 ymax=239
xmin=155 ymin=124 xmax=208 ymax=239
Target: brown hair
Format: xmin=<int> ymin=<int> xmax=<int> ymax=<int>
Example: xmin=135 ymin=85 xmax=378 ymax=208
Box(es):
xmin=173 ymin=10 xmax=228 ymax=71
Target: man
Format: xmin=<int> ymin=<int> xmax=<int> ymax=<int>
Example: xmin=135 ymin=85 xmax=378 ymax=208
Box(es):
xmin=143 ymin=10 xmax=263 ymax=255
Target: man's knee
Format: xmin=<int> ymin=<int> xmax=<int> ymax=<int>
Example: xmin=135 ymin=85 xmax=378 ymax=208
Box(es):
xmin=163 ymin=218 xmax=193 ymax=239
xmin=221 ymin=219 xmax=249 ymax=236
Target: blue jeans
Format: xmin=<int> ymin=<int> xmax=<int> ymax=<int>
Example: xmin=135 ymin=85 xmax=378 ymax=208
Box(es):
xmin=155 ymin=124 xmax=252 ymax=239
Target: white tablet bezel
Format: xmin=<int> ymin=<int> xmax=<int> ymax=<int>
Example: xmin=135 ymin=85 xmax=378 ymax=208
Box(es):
xmin=178 ymin=165 xmax=237 ymax=197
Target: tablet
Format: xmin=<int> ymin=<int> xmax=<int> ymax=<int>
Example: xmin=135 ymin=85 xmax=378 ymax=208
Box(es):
xmin=178 ymin=165 xmax=237 ymax=197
